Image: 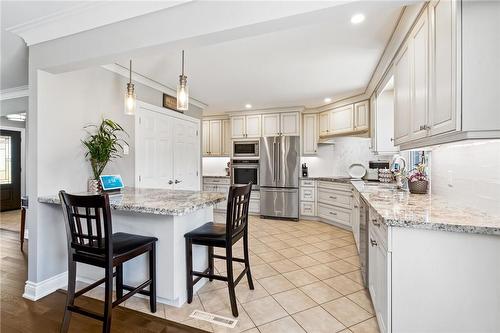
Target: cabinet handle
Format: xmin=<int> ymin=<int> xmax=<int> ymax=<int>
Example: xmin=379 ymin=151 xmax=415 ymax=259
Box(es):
xmin=354 ymin=205 xmax=358 ymax=208
xmin=372 ymin=219 xmax=381 ymax=227
xmin=168 ymin=180 xmax=174 ymax=185
xmin=390 ymin=137 xmax=394 ymax=142
xmin=174 ymin=179 xmax=182 ymax=184
xmin=419 ymin=125 xmax=431 ymax=131
xmin=329 ymin=212 xmax=337 ymax=216
xmin=329 ymin=196 xmax=337 ymax=199
xmin=370 ymin=238 xmax=378 ymax=247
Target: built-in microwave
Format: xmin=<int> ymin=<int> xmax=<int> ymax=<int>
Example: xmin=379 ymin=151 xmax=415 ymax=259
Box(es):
xmin=233 ymin=140 xmax=259 ymax=158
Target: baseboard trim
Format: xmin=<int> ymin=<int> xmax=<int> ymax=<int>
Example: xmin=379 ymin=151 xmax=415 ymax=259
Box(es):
xmin=23 ymin=271 xmax=67 ymax=301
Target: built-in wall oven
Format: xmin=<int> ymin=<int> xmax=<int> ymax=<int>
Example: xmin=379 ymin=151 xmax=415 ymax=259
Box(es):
xmin=233 ymin=140 xmax=259 ymax=158
xmin=231 ymin=159 xmax=259 ymax=189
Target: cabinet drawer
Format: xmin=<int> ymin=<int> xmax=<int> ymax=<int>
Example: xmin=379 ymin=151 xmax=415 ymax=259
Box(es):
xmin=250 ymin=191 xmax=260 ymax=200
xmin=300 ymin=202 xmax=316 ymax=216
xmin=300 ymin=179 xmax=316 ymax=187
xmin=317 ymin=188 xmax=352 ymax=209
xmin=203 ymin=177 xmax=230 ymax=185
xmin=369 ymin=209 xmax=388 ymax=250
xmin=318 ymin=203 xmax=351 ymax=227
xmin=300 ymin=187 xmax=316 ymax=202
xmin=249 ymin=198 xmax=260 ymax=214
xmin=318 ymin=181 xmax=351 ymax=192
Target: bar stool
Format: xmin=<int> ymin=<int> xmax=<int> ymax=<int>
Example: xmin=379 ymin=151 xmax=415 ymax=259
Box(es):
xmin=185 ymin=183 xmax=254 ymax=317
xmin=59 ymin=191 xmax=157 ymax=333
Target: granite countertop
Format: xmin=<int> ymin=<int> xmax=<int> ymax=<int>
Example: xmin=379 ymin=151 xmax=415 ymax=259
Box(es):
xmin=38 ymin=187 xmax=226 ymax=216
xmin=351 ymin=181 xmax=500 ymax=236
xmin=301 ymin=176 xmax=358 ymax=184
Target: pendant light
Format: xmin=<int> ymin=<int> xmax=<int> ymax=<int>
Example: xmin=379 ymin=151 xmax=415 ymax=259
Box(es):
xmin=176 ymin=50 xmax=189 ymax=111
xmin=124 ymin=59 xmax=136 ymax=115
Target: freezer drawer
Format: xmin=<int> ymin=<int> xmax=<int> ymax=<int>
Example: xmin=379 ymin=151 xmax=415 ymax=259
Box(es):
xmin=260 ymin=188 xmax=299 ymax=219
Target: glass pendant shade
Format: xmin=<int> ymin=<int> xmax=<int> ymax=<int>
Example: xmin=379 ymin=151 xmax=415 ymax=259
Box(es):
xmin=177 ymin=75 xmax=189 ymax=111
xmin=124 ymin=83 xmax=136 ymax=115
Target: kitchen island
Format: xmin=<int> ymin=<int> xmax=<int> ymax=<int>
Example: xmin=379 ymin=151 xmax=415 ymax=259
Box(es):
xmin=351 ymin=181 xmax=500 ymax=333
xmin=38 ymin=187 xmax=226 ymax=307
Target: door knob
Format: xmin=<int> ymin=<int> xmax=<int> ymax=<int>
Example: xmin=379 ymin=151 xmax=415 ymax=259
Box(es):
xmin=168 ymin=180 xmax=173 ymax=185
xmin=174 ymin=179 xmax=182 ymax=184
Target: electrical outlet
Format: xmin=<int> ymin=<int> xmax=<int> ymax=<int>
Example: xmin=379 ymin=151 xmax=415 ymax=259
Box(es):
xmin=123 ymin=144 xmax=129 ymax=155
xmin=447 ymin=170 xmax=453 ymax=187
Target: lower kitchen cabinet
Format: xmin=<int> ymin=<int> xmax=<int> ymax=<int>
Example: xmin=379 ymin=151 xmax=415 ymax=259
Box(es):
xmin=317 ymin=181 xmax=353 ymax=228
xmin=299 ymin=179 xmax=316 ymax=217
xmin=203 ymin=177 xmax=230 ymax=210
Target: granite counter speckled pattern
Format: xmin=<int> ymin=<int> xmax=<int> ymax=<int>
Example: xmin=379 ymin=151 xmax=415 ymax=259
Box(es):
xmin=38 ymin=187 xmax=226 ymax=216
xmin=351 ymin=181 xmax=500 ymax=236
xmin=301 ymin=177 xmax=356 ymax=184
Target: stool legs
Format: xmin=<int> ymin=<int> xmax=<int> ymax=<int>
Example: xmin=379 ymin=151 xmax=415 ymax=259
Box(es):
xmin=116 ymin=264 xmax=123 ymax=300
xmin=60 ymin=260 xmax=76 ymax=333
xmin=208 ymin=246 xmax=214 ymax=281
xmin=149 ymin=245 xmax=157 ymax=313
xmin=185 ymin=238 xmax=194 ymax=303
xmin=226 ymin=247 xmax=238 ymax=317
xmin=102 ymin=264 xmax=113 ymax=333
xmin=243 ymin=232 xmax=254 ymax=290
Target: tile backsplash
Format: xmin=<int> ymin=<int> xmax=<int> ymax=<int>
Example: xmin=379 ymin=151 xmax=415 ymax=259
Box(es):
xmin=431 ymin=140 xmax=500 ymax=215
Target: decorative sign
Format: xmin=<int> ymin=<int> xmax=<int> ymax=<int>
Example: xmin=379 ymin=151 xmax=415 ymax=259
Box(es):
xmin=163 ymin=93 xmax=182 ymax=113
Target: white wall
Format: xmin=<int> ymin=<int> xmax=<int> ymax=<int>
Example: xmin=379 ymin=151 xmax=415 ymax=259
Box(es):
xmin=301 ymin=137 xmax=391 ymax=177
xmin=431 ymin=140 xmax=500 ymax=215
xmin=202 ymin=157 xmax=230 ymax=176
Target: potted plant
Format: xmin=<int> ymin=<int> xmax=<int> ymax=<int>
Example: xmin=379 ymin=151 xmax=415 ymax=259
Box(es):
xmin=82 ymin=119 xmax=128 ymax=192
xmin=407 ymin=162 xmax=429 ymax=194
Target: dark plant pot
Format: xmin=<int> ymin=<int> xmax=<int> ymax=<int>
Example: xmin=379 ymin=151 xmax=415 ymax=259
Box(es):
xmin=87 ymin=178 xmax=103 ymax=193
xmin=408 ymin=180 xmax=428 ymax=194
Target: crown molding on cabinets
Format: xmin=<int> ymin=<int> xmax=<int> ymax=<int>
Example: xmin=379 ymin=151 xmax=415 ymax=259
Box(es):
xmin=102 ymin=64 xmax=208 ymax=110
xmin=225 ymin=106 xmax=305 ymax=116
xmin=0 ymin=85 xmax=29 ymax=101
xmin=7 ymin=1 xmax=191 ymax=46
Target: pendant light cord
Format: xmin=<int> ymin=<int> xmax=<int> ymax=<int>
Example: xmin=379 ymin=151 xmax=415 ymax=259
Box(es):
xmin=181 ymin=50 xmax=185 ymax=76
xmin=129 ymin=59 xmax=132 ymax=84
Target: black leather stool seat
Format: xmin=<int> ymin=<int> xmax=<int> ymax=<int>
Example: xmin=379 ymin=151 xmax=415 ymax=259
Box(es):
xmin=184 ymin=223 xmax=226 ymax=246
xmin=112 ymin=232 xmax=158 ymax=255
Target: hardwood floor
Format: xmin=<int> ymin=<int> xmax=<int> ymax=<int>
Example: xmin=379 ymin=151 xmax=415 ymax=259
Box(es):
xmin=0 ymin=229 xmax=206 ymax=333
xmin=0 ymin=210 xmax=21 ymax=233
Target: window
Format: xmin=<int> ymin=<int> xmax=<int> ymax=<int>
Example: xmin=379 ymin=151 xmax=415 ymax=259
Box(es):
xmin=0 ymin=135 xmax=12 ymax=184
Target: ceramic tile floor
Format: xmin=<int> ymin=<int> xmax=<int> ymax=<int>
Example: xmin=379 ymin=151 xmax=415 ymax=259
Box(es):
xmin=83 ymin=214 xmax=379 ymax=333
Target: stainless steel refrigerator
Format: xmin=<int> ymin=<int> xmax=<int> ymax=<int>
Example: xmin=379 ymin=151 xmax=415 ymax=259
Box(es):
xmin=259 ymin=136 xmax=300 ymax=220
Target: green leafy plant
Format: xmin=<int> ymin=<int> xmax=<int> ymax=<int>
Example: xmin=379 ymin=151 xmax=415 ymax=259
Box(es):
xmin=82 ymin=119 xmax=128 ymax=180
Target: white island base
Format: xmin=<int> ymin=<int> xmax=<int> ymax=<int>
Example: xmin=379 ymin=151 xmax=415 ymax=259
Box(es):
xmin=76 ymin=207 xmax=213 ymax=307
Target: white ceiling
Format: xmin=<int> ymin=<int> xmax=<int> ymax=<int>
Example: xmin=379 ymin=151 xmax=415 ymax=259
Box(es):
xmin=118 ymin=1 xmax=403 ymax=114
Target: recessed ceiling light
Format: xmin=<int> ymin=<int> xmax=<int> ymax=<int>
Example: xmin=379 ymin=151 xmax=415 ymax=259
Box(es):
xmin=245 ymin=104 xmax=252 ymax=109
xmin=324 ymin=97 xmax=332 ymax=103
xmin=351 ymin=13 xmax=365 ymax=25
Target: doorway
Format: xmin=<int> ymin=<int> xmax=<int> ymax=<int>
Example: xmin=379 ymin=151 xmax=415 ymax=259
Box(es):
xmin=0 ymin=129 xmax=21 ymax=211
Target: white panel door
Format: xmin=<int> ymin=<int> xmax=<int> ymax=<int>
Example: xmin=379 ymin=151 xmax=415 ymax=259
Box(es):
xmin=136 ymin=107 xmax=174 ymax=189
xmin=354 ymin=101 xmax=369 ymax=132
xmin=394 ymin=43 xmax=412 ymax=145
xmin=231 ymin=116 xmax=245 ymax=138
xmin=245 ymin=115 xmax=261 ymax=138
xmin=209 ymin=120 xmax=222 ymax=155
xmin=222 ymin=119 xmax=231 ymax=156
xmin=330 ymin=105 xmax=354 ymax=135
xmin=202 ymin=120 xmax=210 ymax=156
xmin=319 ymin=112 xmax=330 ymax=136
xmin=262 ymin=114 xmax=280 ymax=137
xmin=429 ymin=0 xmax=457 ymax=136
xmin=302 ymin=114 xmax=317 ymax=155
xmin=280 ymin=112 xmax=300 ymax=136
xmin=411 ymin=9 xmax=429 ymax=140
xmin=173 ymin=118 xmax=200 ymax=190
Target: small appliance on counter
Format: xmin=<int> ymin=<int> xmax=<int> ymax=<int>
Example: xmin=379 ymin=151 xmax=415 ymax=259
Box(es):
xmin=365 ymin=161 xmax=390 ymax=182
xmin=302 ymin=163 xmax=308 ymax=177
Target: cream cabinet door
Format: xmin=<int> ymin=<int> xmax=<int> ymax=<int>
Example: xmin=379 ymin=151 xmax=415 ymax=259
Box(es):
xmin=280 ymin=112 xmax=300 ymax=136
xmin=319 ymin=111 xmax=330 ymax=136
xmin=262 ymin=114 xmax=280 ymax=137
xmin=245 ymin=115 xmax=261 ymax=138
xmin=302 ymin=114 xmax=318 ymax=155
xmin=222 ymin=119 xmax=231 ymax=156
xmin=354 ymin=101 xmax=369 ymax=132
xmin=231 ymin=116 xmax=246 ymax=138
xmin=429 ymin=0 xmax=458 ymax=136
xmin=330 ymin=105 xmax=354 ymax=135
xmin=202 ymin=120 xmax=210 ymax=156
xmin=394 ymin=42 xmax=412 ymax=145
xmin=209 ymin=120 xmax=222 ymax=156
xmin=410 ymin=9 xmax=429 ymax=140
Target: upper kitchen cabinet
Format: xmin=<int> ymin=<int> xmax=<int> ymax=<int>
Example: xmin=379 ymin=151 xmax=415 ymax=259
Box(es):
xmin=231 ymin=114 xmax=261 ymax=138
xmin=302 ymin=113 xmax=318 ymax=155
xmin=319 ymin=101 xmax=369 ymax=137
xmin=202 ymin=118 xmax=230 ymax=156
xmin=371 ymin=76 xmax=399 ymax=155
xmin=392 ymin=1 xmax=500 ymax=149
xmin=262 ymin=112 xmax=300 ymax=136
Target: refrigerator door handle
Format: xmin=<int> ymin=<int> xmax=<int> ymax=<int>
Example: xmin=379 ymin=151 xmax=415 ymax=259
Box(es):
xmin=260 ymin=188 xmax=297 ymax=193
xmin=272 ymin=139 xmax=276 ymax=183
xmin=277 ymin=140 xmax=281 ymax=181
